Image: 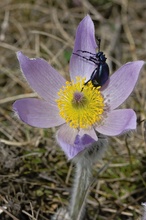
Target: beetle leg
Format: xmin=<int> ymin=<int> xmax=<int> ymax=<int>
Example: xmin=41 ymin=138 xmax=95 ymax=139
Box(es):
xmin=84 ymin=79 xmax=91 ymax=85
xmin=81 ymin=79 xmax=91 ymax=92
xmin=73 ymin=53 xmax=99 ymax=66
xmin=73 ymin=52 xmax=90 ymax=61
xmin=88 ymin=56 xmax=99 ymax=65
xmin=76 ymin=50 xmax=96 ymax=56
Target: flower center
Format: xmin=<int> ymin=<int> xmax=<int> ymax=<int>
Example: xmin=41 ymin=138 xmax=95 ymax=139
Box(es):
xmin=56 ymin=77 xmax=105 ymax=129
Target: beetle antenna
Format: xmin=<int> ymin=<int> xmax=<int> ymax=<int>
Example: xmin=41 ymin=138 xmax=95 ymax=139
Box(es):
xmin=97 ymin=38 xmax=101 ymax=52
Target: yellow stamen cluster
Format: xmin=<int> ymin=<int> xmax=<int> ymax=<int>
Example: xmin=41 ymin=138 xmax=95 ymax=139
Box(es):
xmin=56 ymin=77 xmax=105 ymax=129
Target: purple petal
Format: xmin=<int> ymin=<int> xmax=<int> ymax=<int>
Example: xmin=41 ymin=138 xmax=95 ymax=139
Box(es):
xmin=95 ymin=109 xmax=136 ymax=136
xmin=102 ymin=61 xmax=144 ymax=110
xmin=17 ymin=52 xmax=66 ymax=102
xmin=78 ymin=128 xmax=98 ymax=141
xmin=56 ymin=124 xmax=97 ymax=159
xmin=13 ymin=98 xmax=65 ymax=128
xmin=69 ymin=15 xmax=97 ymax=82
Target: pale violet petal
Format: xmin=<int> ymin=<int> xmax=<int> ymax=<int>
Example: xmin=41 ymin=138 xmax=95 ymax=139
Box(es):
xmin=56 ymin=124 xmax=97 ymax=159
xmin=102 ymin=61 xmax=144 ymax=110
xmin=78 ymin=128 xmax=98 ymax=141
xmin=17 ymin=52 xmax=66 ymax=102
xmin=95 ymin=109 xmax=136 ymax=136
xmin=13 ymin=98 xmax=65 ymax=128
xmin=69 ymin=15 xmax=97 ymax=82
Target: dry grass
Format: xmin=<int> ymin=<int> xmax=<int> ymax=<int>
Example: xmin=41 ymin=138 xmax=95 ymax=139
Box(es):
xmin=0 ymin=0 xmax=146 ymax=219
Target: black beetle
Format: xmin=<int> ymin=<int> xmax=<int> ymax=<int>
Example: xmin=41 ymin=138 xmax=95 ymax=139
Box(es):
xmin=73 ymin=39 xmax=109 ymax=89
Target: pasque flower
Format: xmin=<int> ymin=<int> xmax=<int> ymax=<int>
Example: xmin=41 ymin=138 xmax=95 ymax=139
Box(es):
xmin=13 ymin=15 xmax=144 ymax=159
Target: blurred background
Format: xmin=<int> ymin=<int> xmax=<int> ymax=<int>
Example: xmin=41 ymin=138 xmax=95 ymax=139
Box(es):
xmin=0 ymin=0 xmax=146 ymax=219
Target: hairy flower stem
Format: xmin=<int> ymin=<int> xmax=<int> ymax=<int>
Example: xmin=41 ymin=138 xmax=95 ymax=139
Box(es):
xmin=69 ymin=135 xmax=108 ymax=220
xmin=142 ymin=203 xmax=146 ymax=220
xmin=69 ymin=162 xmax=92 ymax=220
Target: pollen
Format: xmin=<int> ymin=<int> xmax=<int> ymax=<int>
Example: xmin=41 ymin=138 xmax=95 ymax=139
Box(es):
xmin=56 ymin=77 xmax=105 ymax=129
